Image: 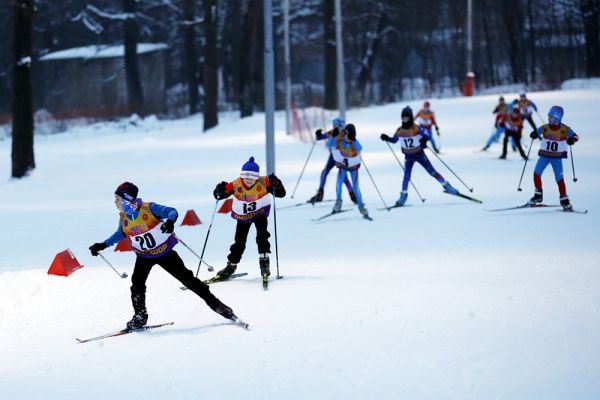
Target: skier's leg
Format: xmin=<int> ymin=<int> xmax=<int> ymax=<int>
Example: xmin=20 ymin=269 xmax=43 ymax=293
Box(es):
xmin=227 ymin=220 xmax=252 ymax=264
xmin=500 ymin=132 xmax=510 ymax=158
xmin=398 ymin=158 xmax=415 ymax=205
xmin=529 ymin=157 xmax=549 ymax=204
xmin=319 ymin=154 xmax=336 ymax=190
xmin=127 ymin=256 xmax=154 ymax=328
xmin=349 ymin=169 xmax=364 ymax=206
xmin=515 ymin=137 xmax=527 ymax=159
xmin=254 ymin=217 xmax=271 ymax=276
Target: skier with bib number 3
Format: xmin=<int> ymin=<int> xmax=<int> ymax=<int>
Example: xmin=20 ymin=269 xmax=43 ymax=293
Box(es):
xmin=528 ymin=106 xmax=579 ymax=211
xmin=89 ymin=182 xmax=247 ymax=330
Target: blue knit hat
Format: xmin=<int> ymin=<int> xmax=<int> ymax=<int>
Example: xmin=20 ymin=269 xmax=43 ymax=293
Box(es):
xmin=240 ymin=157 xmax=260 ymax=179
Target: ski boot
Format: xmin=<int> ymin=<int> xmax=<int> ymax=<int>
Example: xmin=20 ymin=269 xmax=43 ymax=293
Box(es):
xmin=332 ymin=199 xmax=342 ymax=213
xmin=560 ymin=195 xmax=572 ymax=211
xmin=259 ymin=254 xmax=271 ymax=277
xmin=443 ymin=181 xmax=459 ymax=195
xmin=528 ymin=190 xmax=543 ymax=205
xmin=308 ymin=188 xmax=324 ymax=203
xmin=215 ymin=261 xmax=237 ymax=281
xmin=498 ymin=154 xmax=507 ymax=159
xmin=349 ymin=191 xmax=358 ymax=204
xmin=395 ymin=191 xmax=408 ymax=207
xmin=358 ymin=204 xmax=371 ymax=219
xmin=126 ymin=293 xmax=148 ymax=330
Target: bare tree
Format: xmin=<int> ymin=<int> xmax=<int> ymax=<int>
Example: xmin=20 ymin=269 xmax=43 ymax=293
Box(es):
xmin=123 ymin=0 xmax=144 ymax=115
xmin=182 ymin=0 xmax=200 ymax=114
xmin=323 ymin=0 xmax=336 ymax=109
xmin=11 ymin=0 xmax=35 ymax=178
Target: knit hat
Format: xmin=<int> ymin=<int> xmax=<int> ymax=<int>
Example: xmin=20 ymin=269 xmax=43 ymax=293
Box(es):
xmin=115 ymin=182 xmax=139 ymax=202
xmin=240 ymin=157 xmax=260 ymax=180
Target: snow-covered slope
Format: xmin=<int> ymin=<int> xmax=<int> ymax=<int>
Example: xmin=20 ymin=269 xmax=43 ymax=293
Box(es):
xmin=1 ymin=90 xmax=599 ymax=399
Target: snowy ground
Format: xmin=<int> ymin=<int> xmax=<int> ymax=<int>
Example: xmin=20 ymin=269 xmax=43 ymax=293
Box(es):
xmin=1 ymin=90 xmax=599 ymax=399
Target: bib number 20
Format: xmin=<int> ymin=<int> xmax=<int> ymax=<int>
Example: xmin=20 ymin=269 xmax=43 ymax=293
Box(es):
xmin=134 ymin=233 xmax=156 ymax=250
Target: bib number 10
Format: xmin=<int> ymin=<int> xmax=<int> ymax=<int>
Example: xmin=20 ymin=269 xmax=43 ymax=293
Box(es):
xmin=545 ymin=141 xmax=559 ymax=151
xmin=134 ymin=233 xmax=156 ymax=250
xmin=243 ymin=202 xmax=257 ymax=214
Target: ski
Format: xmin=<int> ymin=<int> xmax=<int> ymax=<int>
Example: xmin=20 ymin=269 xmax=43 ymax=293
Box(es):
xmin=363 ymin=214 xmax=373 ymax=221
xmin=76 ymin=322 xmax=174 ymax=343
xmin=311 ymin=208 xmax=352 ymax=221
xmin=279 ymin=199 xmax=334 ymax=210
xmin=203 ymin=272 xmax=249 ymax=285
xmin=377 ymin=204 xmax=410 ymax=211
xmin=558 ymin=208 xmax=588 ymax=214
xmin=485 ymin=203 xmax=561 ymax=212
xmin=443 ymin=191 xmax=483 ymax=203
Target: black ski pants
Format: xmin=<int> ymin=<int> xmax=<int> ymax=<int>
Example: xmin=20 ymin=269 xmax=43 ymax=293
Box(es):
xmin=227 ymin=216 xmax=271 ymax=264
xmin=130 ymin=250 xmax=222 ymax=311
xmin=502 ymin=130 xmax=527 ymax=159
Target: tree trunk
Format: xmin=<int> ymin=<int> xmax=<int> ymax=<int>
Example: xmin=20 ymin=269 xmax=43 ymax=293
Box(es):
xmin=182 ymin=0 xmax=199 ymax=114
xmin=203 ymin=0 xmax=218 ymax=130
xmin=239 ymin=0 xmax=259 ymax=117
xmin=323 ymin=0 xmax=336 ymax=110
xmin=11 ymin=0 xmax=35 ymax=179
xmin=355 ymin=8 xmax=386 ymax=104
xmin=580 ymin=0 xmax=600 ymax=76
xmin=123 ymin=0 xmax=144 ymax=116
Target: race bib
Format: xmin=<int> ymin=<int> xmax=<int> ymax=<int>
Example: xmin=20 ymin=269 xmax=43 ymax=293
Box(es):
xmin=130 ymin=224 xmax=173 ymax=253
xmin=400 ymin=134 xmax=423 ymax=151
xmin=539 ymin=138 xmax=568 ymax=158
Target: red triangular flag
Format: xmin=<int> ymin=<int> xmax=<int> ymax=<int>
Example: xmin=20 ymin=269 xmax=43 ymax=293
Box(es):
xmin=218 ymin=198 xmax=233 ymax=214
xmin=48 ymin=249 xmax=84 ymax=277
xmin=181 ymin=209 xmax=202 ymax=226
xmin=115 ymin=236 xmax=133 ymax=252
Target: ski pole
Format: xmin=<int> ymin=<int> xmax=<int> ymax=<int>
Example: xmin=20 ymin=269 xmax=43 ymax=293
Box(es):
xmin=98 ymin=253 xmax=128 ymax=279
xmin=426 ymin=145 xmax=474 ymax=192
xmin=271 ymin=195 xmax=283 ymax=279
xmin=290 ymin=140 xmax=317 ymax=199
xmin=385 ymin=142 xmax=425 ymax=203
xmin=517 ymin=137 xmax=535 ymax=191
xmin=193 ymin=200 xmax=219 ymax=279
xmin=174 ymin=234 xmax=214 ymax=272
xmin=570 ymin=145 xmax=578 ymax=182
xmin=359 ymin=154 xmax=390 ymax=210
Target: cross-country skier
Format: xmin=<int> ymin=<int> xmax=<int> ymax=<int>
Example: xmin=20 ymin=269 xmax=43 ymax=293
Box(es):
xmin=482 ymin=96 xmax=517 ymax=152
xmin=415 ymin=101 xmax=440 ymax=153
xmin=326 ymin=123 xmax=370 ymax=219
xmin=528 ymin=105 xmax=579 ymax=210
xmin=89 ymin=182 xmax=245 ymax=329
xmin=517 ymin=92 xmax=538 ymax=131
xmin=211 ymin=157 xmax=286 ymax=282
xmin=380 ymin=106 xmax=459 ymax=206
xmin=499 ymin=103 xmax=528 ymax=160
xmin=308 ymin=117 xmax=357 ymax=204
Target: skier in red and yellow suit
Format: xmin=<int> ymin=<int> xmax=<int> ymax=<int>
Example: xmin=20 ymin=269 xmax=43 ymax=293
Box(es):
xmin=212 ymin=157 xmax=286 ymax=281
xmin=499 ymin=104 xmax=528 ymax=160
xmin=415 ymin=101 xmax=440 ymax=153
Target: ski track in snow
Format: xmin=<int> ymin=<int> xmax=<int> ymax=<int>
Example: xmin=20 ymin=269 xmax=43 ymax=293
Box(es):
xmin=1 ymin=90 xmax=600 ymax=399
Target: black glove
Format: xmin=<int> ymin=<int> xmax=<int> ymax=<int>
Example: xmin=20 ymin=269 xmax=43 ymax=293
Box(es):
xmin=213 ymin=181 xmax=228 ymax=200
xmin=435 ymin=127 xmax=440 ymax=136
xmin=419 ymin=137 xmax=428 ymax=147
xmin=268 ymin=173 xmax=282 ymax=190
xmin=530 ymin=130 xmax=538 ymax=139
xmin=345 ymin=124 xmax=356 ymax=141
xmin=315 ymin=129 xmax=323 ymax=140
xmin=161 ymin=219 xmax=175 ymax=234
xmin=332 ymin=127 xmax=340 ymax=137
xmin=89 ymin=242 xmax=108 ymax=256
xmin=567 ymin=136 xmax=578 ymax=145
xmin=380 ymin=133 xmax=391 ymax=142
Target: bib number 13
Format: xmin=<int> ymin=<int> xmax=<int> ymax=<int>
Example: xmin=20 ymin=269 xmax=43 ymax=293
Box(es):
xmin=243 ymin=202 xmax=257 ymax=214
xmin=134 ymin=233 xmax=156 ymax=250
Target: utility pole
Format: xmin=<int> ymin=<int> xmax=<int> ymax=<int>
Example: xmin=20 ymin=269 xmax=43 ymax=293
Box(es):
xmin=463 ymin=0 xmax=475 ymax=96
xmin=264 ymin=0 xmax=276 ymax=174
xmin=334 ymin=0 xmax=346 ymax=119
xmin=283 ymin=0 xmax=291 ymax=135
